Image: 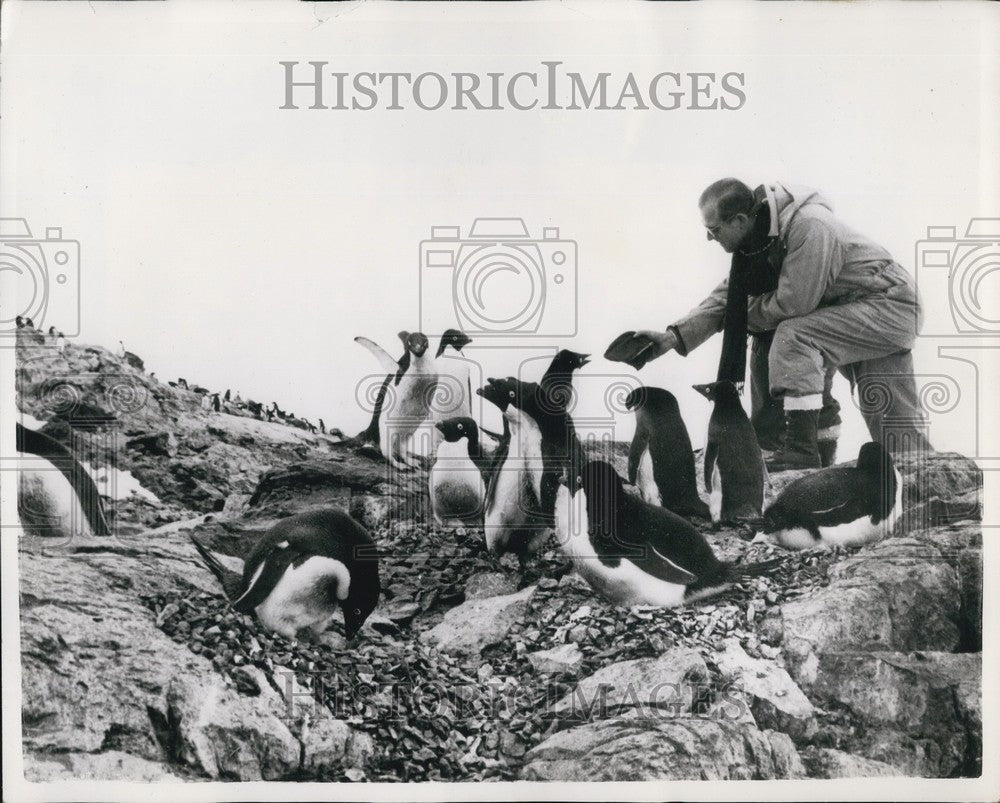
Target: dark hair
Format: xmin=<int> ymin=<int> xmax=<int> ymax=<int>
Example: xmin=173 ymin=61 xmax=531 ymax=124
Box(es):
xmin=699 ymin=178 xmax=754 ymax=221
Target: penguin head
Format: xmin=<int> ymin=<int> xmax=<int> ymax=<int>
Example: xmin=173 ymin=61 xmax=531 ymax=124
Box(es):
xmin=435 ymin=416 xmax=477 ymax=443
xmin=692 ymin=381 xmax=739 ymax=403
xmin=856 ymin=441 xmax=894 ymax=474
xmin=625 ymin=385 xmax=677 ymax=412
xmin=437 ymin=328 xmax=473 ymax=357
xmin=478 ymin=376 xmax=531 ymax=414
xmin=477 ymin=378 xmax=511 ymax=412
xmin=406 ymin=332 xmax=430 ymax=357
xmin=342 ymin=546 xmax=381 ymax=639
xmin=551 ymin=349 xmax=591 ymax=372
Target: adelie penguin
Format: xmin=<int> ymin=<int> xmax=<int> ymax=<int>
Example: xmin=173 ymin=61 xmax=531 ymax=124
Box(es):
xmin=429 ymin=416 xmax=488 ymax=527
xmin=412 ymin=329 xmax=476 ymax=460
xmin=693 ymin=381 xmax=766 ymax=524
xmin=625 ymin=386 xmax=710 ymax=519
xmin=355 ymin=330 xmax=439 ymax=470
xmin=539 ymin=349 xmax=591 ymax=411
xmin=17 ymin=422 xmax=111 ymax=539
xmin=192 ymin=509 xmax=380 ymax=640
xmin=476 ymin=377 xmax=549 ymax=563
xmin=756 ymin=442 xmax=902 ymax=549
xmin=556 ymin=460 xmax=780 ymax=606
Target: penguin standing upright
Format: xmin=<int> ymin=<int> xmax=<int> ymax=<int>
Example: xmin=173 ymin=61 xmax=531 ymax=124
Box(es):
xmin=429 ymin=416 xmax=487 ymax=527
xmin=757 ymin=442 xmax=902 ymax=549
xmin=539 ymin=349 xmax=590 ymax=411
xmin=17 ymin=423 xmax=110 ymax=539
xmin=624 ymin=386 xmax=710 ymax=519
xmin=412 ymin=329 xmax=475 ymax=460
xmin=693 ymin=381 xmax=766 ymax=524
xmin=192 ymin=509 xmax=381 ymax=640
xmin=476 ymin=378 xmax=549 ymax=562
xmin=555 ymin=460 xmax=780 ymax=606
xmin=355 ymin=331 xmax=439 ymax=469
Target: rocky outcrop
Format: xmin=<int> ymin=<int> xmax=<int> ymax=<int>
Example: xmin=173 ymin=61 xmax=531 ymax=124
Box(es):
xmin=420 ymin=586 xmax=537 ymax=657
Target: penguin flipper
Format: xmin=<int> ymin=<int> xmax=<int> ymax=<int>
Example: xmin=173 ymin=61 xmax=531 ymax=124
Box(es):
xmin=191 ymin=537 xmax=245 ymax=601
xmin=355 ymin=336 xmax=401 ymax=374
xmin=640 ymin=544 xmax=700 ymax=586
xmin=232 ymin=542 xmax=301 ymax=614
xmin=704 ymin=440 xmax=719 ymax=493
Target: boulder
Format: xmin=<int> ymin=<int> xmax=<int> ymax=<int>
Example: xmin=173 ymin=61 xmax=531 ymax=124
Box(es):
xmin=552 ymin=647 xmax=709 ymax=722
xmin=300 ymin=716 xmax=375 ymax=777
xmin=527 ymin=643 xmax=584 ymax=676
xmin=419 ymin=586 xmax=537 ymax=657
xmin=23 ymin=750 xmax=185 ymax=782
xmin=464 ymin=571 xmax=519 ymax=600
xmin=799 ymin=747 xmax=902 ymax=778
xmin=521 ymin=718 xmax=803 ymax=781
xmin=714 ymin=639 xmax=817 ymax=741
xmin=126 ymin=431 xmax=177 ymax=457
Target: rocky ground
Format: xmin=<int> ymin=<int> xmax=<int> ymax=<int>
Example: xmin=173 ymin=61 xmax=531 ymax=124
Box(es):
xmin=16 ymin=333 xmax=983 ymax=782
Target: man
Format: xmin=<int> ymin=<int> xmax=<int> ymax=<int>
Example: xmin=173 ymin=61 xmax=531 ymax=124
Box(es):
xmin=629 ymin=178 xmax=930 ymax=470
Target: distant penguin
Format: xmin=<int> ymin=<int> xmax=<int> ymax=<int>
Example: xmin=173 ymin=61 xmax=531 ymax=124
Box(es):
xmin=555 ymin=460 xmax=780 ymax=606
xmin=625 ymin=387 xmax=710 ymax=519
xmin=211 ymin=393 xmax=221 ymax=412
xmin=15 ymin=316 xmax=24 ymax=328
xmin=757 ymin=442 xmax=902 ymax=550
xmin=17 ymin=423 xmax=110 ymax=538
xmin=355 ymin=331 xmax=439 ymax=470
xmin=55 ymin=332 xmax=67 ymax=354
xmin=319 ymin=418 xmax=326 ymax=434
xmin=693 ymin=381 xmax=766 ymax=524
xmin=429 ymin=416 xmax=487 ymax=527
xmin=224 ymin=389 xmax=231 ymax=402
xmin=476 ymin=378 xmax=549 ymax=562
xmin=192 ymin=509 xmax=380 ymax=640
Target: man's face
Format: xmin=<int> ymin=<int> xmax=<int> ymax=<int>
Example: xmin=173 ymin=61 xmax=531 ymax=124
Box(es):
xmin=701 ymin=200 xmax=749 ymax=254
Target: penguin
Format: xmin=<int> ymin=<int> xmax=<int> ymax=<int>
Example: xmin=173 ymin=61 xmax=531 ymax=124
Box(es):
xmin=539 ymin=349 xmax=590 ymax=412
xmin=355 ymin=331 xmax=409 ymax=448
xmin=191 ymin=509 xmax=380 ymax=640
xmin=757 ymin=442 xmax=902 ymax=550
xmin=476 ymin=378 xmax=549 ymax=562
xmin=412 ymin=329 xmax=475 ymax=460
xmin=224 ymin=389 xmax=231 ymax=402
xmin=16 ymin=422 xmax=110 ymax=538
xmin=211 ymin=393 xmax=221 ymax=412
xmin=355 ymin=331 xmax=440 ymax=468
xmin=624 ymin=386 xmax=710 ymax=519
xmin=429 ymin=416 xmax=487 ymax=527
xmin=319 ymin=418 xmax=326 ymax=434
xmin=693 ymin=381 xmax=766 ymax=524
xmin=555 ymin=460 xmax=780 ymax=606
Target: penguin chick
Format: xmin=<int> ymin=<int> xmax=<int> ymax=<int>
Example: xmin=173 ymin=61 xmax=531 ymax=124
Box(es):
xmin=192 ymin=509 xmax=380 ymax=640
xmin=555 ymin=460 xmax=780 ymax=607
xmin=758 ymin=441 xmax=902 ymax=549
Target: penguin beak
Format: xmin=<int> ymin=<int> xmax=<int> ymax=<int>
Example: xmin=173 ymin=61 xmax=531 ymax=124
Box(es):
xmin=692 ymin=383 xmax=712 ymax=400
xmin=578 ymin=354 xmax=591 ymax=367
xmin=557 ymin=471 xmax=569 ymax=487
xmin=434 ymin=421 xmax=447 ymax=433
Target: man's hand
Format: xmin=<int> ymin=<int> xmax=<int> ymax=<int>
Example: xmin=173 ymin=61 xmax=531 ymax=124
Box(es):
xmin=629 ymin=329 xmax=679 ymax=368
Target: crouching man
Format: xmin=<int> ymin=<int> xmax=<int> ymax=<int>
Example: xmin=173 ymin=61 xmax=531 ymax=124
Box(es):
xmin=633 ymin=178 xmax=931 ymax=470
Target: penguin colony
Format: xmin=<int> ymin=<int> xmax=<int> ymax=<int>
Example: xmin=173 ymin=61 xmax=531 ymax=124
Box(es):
xmin=183 ymin=330 xmax=903 ymax=642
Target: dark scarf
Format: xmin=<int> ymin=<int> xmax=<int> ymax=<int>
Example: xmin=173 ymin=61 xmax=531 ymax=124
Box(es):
xmin=717 ymin=194 xmax=784 ymax=389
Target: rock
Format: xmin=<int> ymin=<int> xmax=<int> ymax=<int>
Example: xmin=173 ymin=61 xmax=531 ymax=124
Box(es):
xmin=558 ymin=572 xmax=591 ymax=592
xmin=527 ymin=643 xmax=584 ymax=675
xmin=419 ymin=586 xmax=537 ymax=657
xmin=552 ymin=648 xmax=709 ymax=722
xmin=764 ymin=730 xmax=808 ymax=779
xmin=912 ymin=523 xmax=983 ymax=650
xmin=126 ymin=431 xmax=178 ymax=457
xmin=384 ymin=599 xmax=421 ymax=625
xmin=23 ymin=750 xmax=185 ymax=782
xmin=892 ymin=450 xmax=982 ymax=526
xmin=301 ymin=716 xmax=374 ymax=776
xmin=811 ymin=651 xmax=980 ymax=777
xmin=799 ymin=747 xmax=903 ymax=778
xmin=464 ymin=571 xmax=519 ymax=600
xmin=348 ymin=493 xmax=393 ymax=531
xmin=715 ymin=639 xmax=816 ymax=741
xmin=521 ymin=718 xmax=803 ymax=781
xmin=248 ymin=459 xmax=389 ymax=508
xmin=779 ymin=539 xmax=960 ymax=687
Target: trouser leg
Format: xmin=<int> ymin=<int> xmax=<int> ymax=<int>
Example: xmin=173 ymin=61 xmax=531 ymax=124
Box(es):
xmin=841 ymin=350 xmax=934 ymax=453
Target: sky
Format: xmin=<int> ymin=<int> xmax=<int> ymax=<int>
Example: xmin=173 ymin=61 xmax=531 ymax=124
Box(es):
xmin=3 ymin=1 xmax=999 ymax=458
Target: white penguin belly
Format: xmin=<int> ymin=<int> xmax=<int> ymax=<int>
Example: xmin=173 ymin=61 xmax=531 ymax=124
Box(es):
xmin=818 ymin=467 xmax=904 ymax=547
xmin=637 ymin=450 xmax=662 ymax=506
xmin=431 ymin=441 xmax=485 ymax=523
xmin=708 ymin=464 xmax=723 ymax=524
xmin=18 ymin=457 xmax=94 ymax=540
xmin=255 ymin=556 xmax=349 ymax=639
xmin=553 ymin=486 xmax=687 ymax=608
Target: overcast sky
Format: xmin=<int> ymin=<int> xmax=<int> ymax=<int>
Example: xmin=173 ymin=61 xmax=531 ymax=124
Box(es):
xmin=3 ymin=1 xmax=998 ymax=457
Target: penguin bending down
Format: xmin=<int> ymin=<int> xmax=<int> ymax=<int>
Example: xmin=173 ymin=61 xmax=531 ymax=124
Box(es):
xmin=624 ymin=387 xmax=710 ymax=519
xmin=476 ymin=378 xmax=549 ymax=562
xmin=693 ymin=381 xmax=766 ymax=524
xmin=556 ymin=460 xmax=780 ymax=607
xmin=192 ymin=509 xmax=380 ymax=640
xmin=355 ymin=331 xmax=439 ymax=469
xmin=17 ymin=422 xmax=110 ymax=538
xmin=429 ymin=416 xmax=487 ymax=527
xmin=757 ymin=442 xmax=902 ymax=549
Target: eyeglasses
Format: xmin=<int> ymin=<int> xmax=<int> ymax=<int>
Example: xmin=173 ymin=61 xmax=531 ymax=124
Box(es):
xmin=705 ymin=215 xmax=735 ymax=237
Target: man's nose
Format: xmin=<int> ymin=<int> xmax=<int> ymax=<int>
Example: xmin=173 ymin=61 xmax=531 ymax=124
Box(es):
xmin=706 ymin=230 xmax=714 ymax=242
